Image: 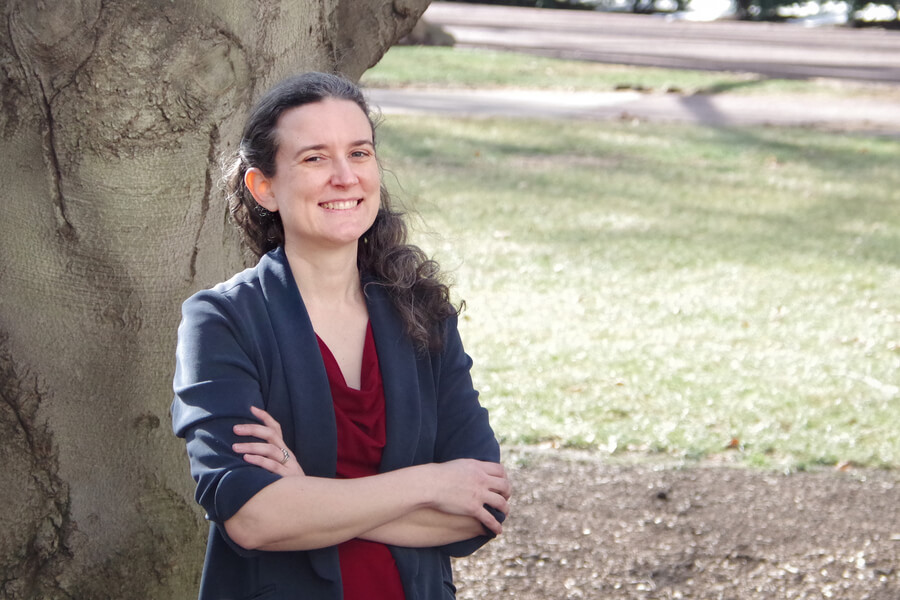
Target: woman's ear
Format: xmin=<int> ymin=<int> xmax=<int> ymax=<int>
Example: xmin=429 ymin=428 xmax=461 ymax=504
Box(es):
xmin=244 ymin=168 xmax=278 ymax=212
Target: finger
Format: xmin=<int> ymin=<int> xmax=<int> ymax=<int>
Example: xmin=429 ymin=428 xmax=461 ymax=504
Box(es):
xmin=486 ymin=492 xmax=510 ymax=517
xmin=489 ymin=475 xmax=512 ymax=500
xmin=241 ymin=452 xmax=286 ymax=472
xmin=250 ymin=405 xmax=283 ymax=435
xmin=241 ymin=448 xmax=304 ymax=476
xmin=233 ymin=423 xmax=282 ymax=444
xmin=477 ymin=506 xmax=503 ymax=536
xmin=476 ymin=461 xmax=506 ymax=478
xmin=232 ymin=442 xmax=281 ymax=456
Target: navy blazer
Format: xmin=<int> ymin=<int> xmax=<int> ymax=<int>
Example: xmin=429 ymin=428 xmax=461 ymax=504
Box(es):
xmin=171 ymin=247 xmax=501 ymax=600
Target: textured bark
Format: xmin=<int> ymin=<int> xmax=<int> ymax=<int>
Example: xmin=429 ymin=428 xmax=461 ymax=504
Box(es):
xmin=0 ymin=1 xmax=429 ymax=598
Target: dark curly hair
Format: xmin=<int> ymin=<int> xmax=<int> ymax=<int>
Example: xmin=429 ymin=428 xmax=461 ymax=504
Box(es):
xmin=223 ymin=72 xmax=458 ymax=352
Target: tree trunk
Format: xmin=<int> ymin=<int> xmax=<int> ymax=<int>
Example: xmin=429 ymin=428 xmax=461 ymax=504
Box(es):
xmin=0 ymin=1 xmax=429 ymax=598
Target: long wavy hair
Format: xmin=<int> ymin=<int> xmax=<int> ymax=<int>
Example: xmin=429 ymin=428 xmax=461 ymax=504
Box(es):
xmin=223 ymin=72 xmax=458 ymax=353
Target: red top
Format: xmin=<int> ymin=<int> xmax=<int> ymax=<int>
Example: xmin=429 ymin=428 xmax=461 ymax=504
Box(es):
xmin=317 ymin=323 xmax=406 ymax=600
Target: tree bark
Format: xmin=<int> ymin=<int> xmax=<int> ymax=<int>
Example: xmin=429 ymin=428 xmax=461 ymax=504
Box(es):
xmin=0 ymin=1 xmax=429 ymax=598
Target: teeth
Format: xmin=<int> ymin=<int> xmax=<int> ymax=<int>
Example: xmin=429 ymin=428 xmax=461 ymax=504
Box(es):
xmin=321 ymin=200 xmax=358 ymax=210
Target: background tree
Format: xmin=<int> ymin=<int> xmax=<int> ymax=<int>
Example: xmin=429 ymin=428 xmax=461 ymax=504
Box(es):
xmin=0 ymin=1 xmax=429 ymax=598
xmin=446 ymin=0 xmax=900 ymax=24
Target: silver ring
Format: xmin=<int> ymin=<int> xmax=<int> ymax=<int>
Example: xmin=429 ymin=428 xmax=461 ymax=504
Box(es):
xmin=280 ymin=448 xmax=290 ymax=465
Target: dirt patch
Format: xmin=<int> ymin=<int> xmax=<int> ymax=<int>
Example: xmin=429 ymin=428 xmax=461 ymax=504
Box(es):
xmin=454 ymin=447 xmax=900 ymax=599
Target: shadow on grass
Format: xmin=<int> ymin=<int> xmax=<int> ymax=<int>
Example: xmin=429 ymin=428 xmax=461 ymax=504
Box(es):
xmin=697 ymin=76 xmax=778 ymax=96
xmin=382 ymin=114 xmax=899 ymax=272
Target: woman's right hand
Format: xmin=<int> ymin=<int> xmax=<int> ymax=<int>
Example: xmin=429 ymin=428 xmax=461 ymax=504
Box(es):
xmin=425 ymin=459 xmax=511 ymax=535
xmin=232 ymin=405 xmax=305 ymax=477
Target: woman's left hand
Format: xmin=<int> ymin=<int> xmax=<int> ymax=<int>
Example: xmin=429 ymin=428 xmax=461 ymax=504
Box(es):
xmin=232 ymin=405 xmax=304 ymax=476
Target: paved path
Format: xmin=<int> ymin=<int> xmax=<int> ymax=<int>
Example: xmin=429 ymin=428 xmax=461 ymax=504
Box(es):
xmin=367 ymin=87 xmax=900 ymax=135
xmin=367 ymin=3 xmax=900 ymax=134
xmin=423 ymin=1 xmax=900 ymax=82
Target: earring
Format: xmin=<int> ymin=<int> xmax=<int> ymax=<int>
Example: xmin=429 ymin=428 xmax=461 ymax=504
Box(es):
xmin=255 ymin=205 xmax=270 ymax=218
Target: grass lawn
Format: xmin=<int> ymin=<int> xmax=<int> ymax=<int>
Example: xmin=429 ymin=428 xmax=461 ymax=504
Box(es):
xmin=363 ymin=46 xmax=900 ymax=99
xmin=375 ymin=113 xmax=900 ymax=470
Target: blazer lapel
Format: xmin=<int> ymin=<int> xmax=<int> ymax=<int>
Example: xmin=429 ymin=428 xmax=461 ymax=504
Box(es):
xmin=258 ymin=249 xmax=342 ymax=583
xmin=257 ymin=248 xmax=336 ymax=478
xmin=365 ymin=283 xmax=423 ymax=472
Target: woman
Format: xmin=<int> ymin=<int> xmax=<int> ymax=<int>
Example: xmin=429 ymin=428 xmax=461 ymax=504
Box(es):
xmin=171 ymin=72 xmax=510 ymax=600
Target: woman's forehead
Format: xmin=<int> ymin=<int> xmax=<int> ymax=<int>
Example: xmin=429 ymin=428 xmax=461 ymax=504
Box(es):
xmin=275 ymin=99 xmax=374 ymax=146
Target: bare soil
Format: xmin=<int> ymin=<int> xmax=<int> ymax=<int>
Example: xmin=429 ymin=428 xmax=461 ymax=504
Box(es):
xmin=454 ymin=447 xmax=900 ymax=599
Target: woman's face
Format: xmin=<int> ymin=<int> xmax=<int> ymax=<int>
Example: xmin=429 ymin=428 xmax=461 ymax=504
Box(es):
xmin=251 ymin=98 xmax=381 ymax=254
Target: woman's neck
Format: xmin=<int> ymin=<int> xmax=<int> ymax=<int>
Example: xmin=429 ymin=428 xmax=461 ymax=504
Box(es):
xmin=283 ymin=242 xmax=362 ymax=308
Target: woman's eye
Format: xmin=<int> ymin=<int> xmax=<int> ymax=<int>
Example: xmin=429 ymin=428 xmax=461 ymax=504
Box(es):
xmin=351 ymin=150 xmax=371 ymax=159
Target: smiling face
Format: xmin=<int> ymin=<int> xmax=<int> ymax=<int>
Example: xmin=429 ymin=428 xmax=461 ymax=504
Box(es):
xmin=245 ymin=98 xmax=381 ymax=255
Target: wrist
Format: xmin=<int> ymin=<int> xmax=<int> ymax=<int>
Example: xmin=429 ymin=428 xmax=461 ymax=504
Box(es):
xmin=409 ymin=463 xmax=439 ymax=511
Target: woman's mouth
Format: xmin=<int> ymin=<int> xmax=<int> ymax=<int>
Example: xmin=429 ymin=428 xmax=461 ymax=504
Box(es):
xmin=319 ymin=199 xmax=361 ymax=211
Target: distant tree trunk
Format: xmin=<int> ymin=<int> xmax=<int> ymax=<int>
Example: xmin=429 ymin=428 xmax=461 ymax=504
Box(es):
xmin=735 ymin=0 xmax=753 ymax=19
xmin=0 ymin=1 xmax=429 ymax=598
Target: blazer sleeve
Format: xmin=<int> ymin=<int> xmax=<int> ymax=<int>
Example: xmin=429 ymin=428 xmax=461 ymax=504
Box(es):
xmin=432 ymin=315 xmax=505 ymax=557
xmin=171 ymin=288 xmax=281 ymax=556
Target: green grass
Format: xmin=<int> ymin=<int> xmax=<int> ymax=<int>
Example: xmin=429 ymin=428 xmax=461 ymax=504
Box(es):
xmin=363 ymin=46 xmax=900 ymax=99
xmin=376 ymin=115 xmax=900 ymax=470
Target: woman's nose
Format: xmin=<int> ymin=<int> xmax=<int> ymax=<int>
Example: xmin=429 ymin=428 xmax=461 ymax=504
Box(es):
xmin=331 ymin=158 xmax=359 ymax=187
